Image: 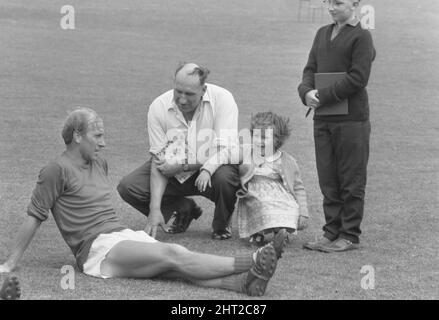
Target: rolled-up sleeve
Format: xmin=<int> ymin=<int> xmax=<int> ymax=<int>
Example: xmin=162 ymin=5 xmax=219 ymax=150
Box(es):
xmin=27 ymin=162 xmax=64 ymax=222
xmin=147 ymin=99 xmax=168 ymax=155
xmin=213 ymin=89 xmax=238 ymax=147
xmin=202 ymin=89 xmax=239 ymax=174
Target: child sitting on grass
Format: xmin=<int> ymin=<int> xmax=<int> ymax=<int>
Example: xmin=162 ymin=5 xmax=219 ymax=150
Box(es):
xmin=237 ymin=111 xmax=309 ymax=246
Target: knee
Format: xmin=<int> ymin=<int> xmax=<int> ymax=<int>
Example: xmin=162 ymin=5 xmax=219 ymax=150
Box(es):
xmin=177 ymin=198 xmax=196 ymax=212
xmin=168 ymin=244 xmax=190 ymax=258
xmin=321 ymin=185 xmax=341 ymax=202
xmin=211 ymin=165 xmax=240 ymax=190
xmin=165 ymin=244 xmax=191 ymax=270
xmin=342 ymin=184 xmax=366 ymax=200
xmin=116 ymin=177 xmax=130 ymax=200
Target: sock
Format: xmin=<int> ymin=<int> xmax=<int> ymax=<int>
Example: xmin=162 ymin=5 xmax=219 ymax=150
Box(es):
xmin=220 ymin=273 xmax=247 ymax=294
xmin=234 ymin=254 xmax=255 ymax=273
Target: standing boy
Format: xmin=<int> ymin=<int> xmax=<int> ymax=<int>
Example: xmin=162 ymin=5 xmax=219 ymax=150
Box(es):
xmin=298 ymin=0 xmax=376 ymax=252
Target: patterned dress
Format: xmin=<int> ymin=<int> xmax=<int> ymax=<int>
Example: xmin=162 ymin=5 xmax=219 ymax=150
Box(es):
xmin=237 ymin=158 xmax=300 ymax=238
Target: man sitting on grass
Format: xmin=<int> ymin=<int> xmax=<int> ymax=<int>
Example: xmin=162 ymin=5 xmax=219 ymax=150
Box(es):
xmin=0 ymin=107 xmax=287 ymax=297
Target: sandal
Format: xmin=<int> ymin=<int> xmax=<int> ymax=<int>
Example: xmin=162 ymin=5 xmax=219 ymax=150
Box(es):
xmin=0 ymin=276 xmax=21 ymax=300
xmin=167 ymin=204 xmax=203 ymax=234
xmin=212 ymin=226 xmax=232 ymax=240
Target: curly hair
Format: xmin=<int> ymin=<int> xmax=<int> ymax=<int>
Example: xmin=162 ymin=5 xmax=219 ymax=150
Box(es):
xmin=250 ymin=111 xmax=292 ymax=151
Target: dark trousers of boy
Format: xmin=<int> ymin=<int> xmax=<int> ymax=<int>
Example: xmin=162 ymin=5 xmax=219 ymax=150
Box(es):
xmin=117 ymin=158 xmax=240 ymax=232
xmin=314 ymin=120 xmax=370 ymax=244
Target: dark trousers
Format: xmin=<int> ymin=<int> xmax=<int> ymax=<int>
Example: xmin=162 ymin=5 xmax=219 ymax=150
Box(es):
xmin=314 ymin=120 xmax=371 ymax=243
xmin=117 ymin=158 xmax=240 ymax=232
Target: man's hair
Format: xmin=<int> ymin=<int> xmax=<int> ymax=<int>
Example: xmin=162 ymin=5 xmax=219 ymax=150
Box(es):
xmin=62 ymin=107 xmax=99 ymax=145
xmin=250 ymin=111 xmax=292 ymax=151
xmin=174 ymin=62 xmax=210 ymax=86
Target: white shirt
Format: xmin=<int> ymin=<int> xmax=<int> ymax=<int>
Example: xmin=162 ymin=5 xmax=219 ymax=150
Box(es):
xmin=147 ymin=83 xmax=239 ymax=175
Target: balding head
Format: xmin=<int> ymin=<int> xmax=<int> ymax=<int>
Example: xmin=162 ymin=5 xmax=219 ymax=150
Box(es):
xmin=176 ymin=62 xmax=200 ymax=75
xmin=174 ymin=62 xmax=210 ymax=86
xmin=173 ymin=63 xmax=209 ymax=115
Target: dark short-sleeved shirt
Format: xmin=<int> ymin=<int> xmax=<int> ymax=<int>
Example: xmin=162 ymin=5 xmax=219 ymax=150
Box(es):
xmin=27 ymin=153 xmax=126 ymax=271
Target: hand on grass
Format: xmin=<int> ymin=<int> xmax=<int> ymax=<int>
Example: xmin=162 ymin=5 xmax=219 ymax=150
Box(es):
xmin=145 ymin=209 xmax=169 ymax=238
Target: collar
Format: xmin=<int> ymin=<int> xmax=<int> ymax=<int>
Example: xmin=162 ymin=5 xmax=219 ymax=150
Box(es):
xmin=334 ymin=15 xmax=360 ymax=28
xmin=348 ymin=16 xmax=360 ymax=27
xmin=263 ymin=150 xmax=282 ymax=163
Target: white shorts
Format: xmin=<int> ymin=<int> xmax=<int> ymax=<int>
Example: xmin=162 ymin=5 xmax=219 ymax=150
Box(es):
xmin=83 ymin=229 xmax=158 ymax=279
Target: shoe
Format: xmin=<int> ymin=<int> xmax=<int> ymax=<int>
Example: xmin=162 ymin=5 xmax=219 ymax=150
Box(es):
xmin=250 ymin=228 xmax=290 ymax=251
xmin=167 ymin=201 xmax=203 ymax=234
xmin=318 ymin=238 xmax=359 ymax=253
xmin=0 ymin=276 xmax=21 ymax=300
xmin=249 ymin=233 xmax=265 ymax=247
xmin=303 ymin=236 xmax=333 ymax=251
xmin=244 ymin=244 xmax=278 ymax=296
xmin=212 ymin=226 xmax=232 ymax=240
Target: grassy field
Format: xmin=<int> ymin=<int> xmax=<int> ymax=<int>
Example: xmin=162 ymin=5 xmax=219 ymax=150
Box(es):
xmin=0 ymin=0 xmax=438 ymax=299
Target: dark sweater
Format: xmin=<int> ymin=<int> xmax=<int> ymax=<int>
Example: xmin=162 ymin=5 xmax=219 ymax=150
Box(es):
xmin=298 ymin=23 xmax=376 ymax=122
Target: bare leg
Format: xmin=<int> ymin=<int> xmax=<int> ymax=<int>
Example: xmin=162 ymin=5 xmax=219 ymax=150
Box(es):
xmin=101 ymin=241 xmax=235 ymax=280
xmin=102 ymin=231 xmax=287 ymax=296
xmin=160 ymin=256 xmax=275 ymax=296
xmin=158 ymin=269 xmax=248 ymax=295
xmin=159 ymin=271 xmax=236 ymax=290
xmin=187 ymin=278 xmax=225 ymax=288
